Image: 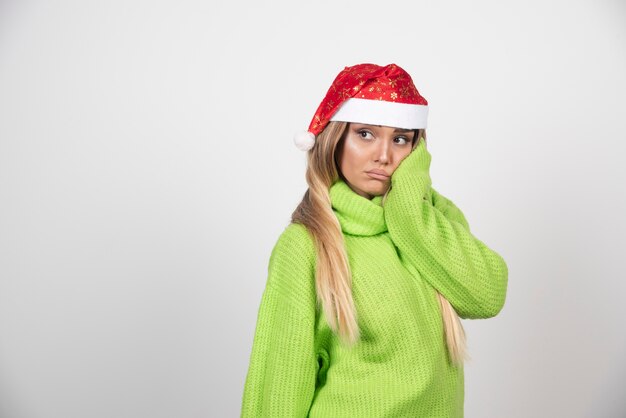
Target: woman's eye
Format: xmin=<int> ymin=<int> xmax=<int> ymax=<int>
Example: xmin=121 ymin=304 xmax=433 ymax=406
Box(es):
xmin=358 ymin=130 xmax=374 ymax=140
xmin=395 ymin=136 xmax=409 ymax=145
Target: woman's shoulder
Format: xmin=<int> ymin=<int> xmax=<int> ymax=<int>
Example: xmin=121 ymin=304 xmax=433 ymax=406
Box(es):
xmin=270 ymin=222 xmax=317 ymax=269
xmin=266 ymin=222 xmax=317 ymax=313
xmin=277 ymin=222 xmax=315 ymax=246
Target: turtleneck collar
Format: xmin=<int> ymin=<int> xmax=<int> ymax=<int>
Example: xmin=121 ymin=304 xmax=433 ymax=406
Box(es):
xmin=329 ymin=179 xmax=388 ymax=236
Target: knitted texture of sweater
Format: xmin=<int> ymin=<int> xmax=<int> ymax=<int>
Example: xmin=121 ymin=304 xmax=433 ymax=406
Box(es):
xmin=240 ymin=140 xmax=509 ymax=417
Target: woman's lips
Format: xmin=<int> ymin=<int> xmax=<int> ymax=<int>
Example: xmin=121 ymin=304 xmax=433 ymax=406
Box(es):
xmin=366 ymin=171 xmax=390 ymax=181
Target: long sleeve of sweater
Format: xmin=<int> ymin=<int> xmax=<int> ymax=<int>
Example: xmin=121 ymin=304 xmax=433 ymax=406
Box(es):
xmin=429 ymin=187 xmax=470 ymax=232
xmin=240 ymin=224 xmax=318 ymax=417
xmin=384 ymin=140 xmax=508 ymax=319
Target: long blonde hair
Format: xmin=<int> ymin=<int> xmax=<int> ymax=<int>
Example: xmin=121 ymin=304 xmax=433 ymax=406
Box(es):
xmin=291 ymin=121 xmax=469 ymax=367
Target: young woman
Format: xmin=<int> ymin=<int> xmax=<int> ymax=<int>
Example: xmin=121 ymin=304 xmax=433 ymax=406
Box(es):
xmin=240 ymin=63 xmax=509 ymax=417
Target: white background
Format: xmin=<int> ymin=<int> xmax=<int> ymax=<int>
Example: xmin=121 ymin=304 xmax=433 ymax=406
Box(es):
xmin=1 ymin=0 xmax=625 ymax=417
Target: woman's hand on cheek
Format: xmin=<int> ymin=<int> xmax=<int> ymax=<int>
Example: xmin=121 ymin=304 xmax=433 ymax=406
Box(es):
xmin=392 ymin=138 xmax=432 ymax=184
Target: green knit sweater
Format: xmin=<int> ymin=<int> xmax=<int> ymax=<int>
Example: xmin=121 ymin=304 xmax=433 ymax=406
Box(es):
xmin=240 ymin=140 xmax=508 ymax=417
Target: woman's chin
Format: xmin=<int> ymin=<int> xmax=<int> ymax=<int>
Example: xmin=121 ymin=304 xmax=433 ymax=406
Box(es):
xmin=362 ymin=183 xmax=388 ymax=196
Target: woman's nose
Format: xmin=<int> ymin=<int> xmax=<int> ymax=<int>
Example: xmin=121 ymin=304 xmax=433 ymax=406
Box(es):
xmin=375 ymin=141 xmax=390 ymax=163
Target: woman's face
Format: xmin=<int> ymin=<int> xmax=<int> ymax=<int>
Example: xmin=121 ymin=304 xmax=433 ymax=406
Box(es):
xmin=336 ymin=123 xmax=417 ymax=199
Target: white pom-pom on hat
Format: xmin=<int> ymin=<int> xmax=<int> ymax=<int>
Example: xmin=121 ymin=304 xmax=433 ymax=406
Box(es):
xmin=293 ymin=130 xmax=315 ymax=151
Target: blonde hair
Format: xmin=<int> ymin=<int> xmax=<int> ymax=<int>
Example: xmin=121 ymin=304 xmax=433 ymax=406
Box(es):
xmin=291 ymin=121 xmax=469 ymax=367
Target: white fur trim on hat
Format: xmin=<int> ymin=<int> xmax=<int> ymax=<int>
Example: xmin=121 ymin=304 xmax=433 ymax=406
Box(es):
xmin=293 ymin=131 xmax=315 ymax=151
xmin=329 ymin=97 xmax=428 ymax=129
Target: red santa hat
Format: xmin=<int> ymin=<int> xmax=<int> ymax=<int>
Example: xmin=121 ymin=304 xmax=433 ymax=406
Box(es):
xmin=294 ymin=63 xmax=429 ymax=151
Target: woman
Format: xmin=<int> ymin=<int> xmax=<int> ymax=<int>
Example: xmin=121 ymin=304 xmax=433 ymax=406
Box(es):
xmin=240 ymin=63 xmax=508 ymax=417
